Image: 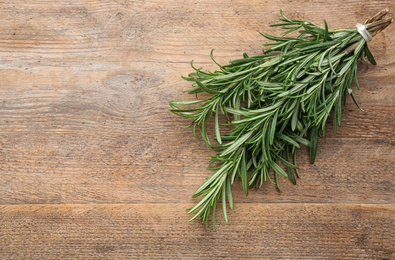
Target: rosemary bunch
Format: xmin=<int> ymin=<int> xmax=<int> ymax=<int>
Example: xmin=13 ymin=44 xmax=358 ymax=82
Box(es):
xmin=169 ymin=10 xmax=392 ymax=229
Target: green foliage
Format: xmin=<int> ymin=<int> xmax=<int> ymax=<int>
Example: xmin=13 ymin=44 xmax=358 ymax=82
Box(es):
xmin=169 ymin=10 xmax=387 ymax=230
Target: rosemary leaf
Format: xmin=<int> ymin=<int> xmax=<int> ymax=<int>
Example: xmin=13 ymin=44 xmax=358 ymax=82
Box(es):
xmin=169 ymin=9 xmax=392 ymax=230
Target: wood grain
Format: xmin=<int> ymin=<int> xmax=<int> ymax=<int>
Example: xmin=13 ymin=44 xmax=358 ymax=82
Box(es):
xmin=0 ymin=204 xmax=394 ymax=259
xmin=0 ymin=0 xmax=394 ymax=259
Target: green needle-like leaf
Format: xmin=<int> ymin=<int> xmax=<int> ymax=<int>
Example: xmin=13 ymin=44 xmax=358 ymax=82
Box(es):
xmin=169 ymin=9 xmax=392 ymax=230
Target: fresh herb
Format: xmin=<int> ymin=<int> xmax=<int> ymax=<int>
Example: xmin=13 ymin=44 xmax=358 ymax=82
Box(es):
xmin=169 ymin=10 xmax=392 ymax=230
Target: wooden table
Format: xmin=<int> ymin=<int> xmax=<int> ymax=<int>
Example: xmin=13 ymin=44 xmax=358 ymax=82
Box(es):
xmin=0 ymin=1 xmax=394 ymax=259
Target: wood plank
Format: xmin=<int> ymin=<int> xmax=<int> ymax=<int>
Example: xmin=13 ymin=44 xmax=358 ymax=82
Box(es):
xmin=0 ymin=204 xmax=393 ymax=259
xmin=0 ymin=1 xmax=393 ymax=65
xmin=0 ymin=136 xmax=393 ymax=205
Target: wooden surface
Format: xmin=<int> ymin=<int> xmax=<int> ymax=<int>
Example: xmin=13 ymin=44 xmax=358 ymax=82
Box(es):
xmin=0 ymin=1 xmax=394 ymax=259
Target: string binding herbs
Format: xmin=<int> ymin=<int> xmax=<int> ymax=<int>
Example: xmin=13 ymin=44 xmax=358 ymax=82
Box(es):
xmin=169 ymin=9 xmax=393 ymax=230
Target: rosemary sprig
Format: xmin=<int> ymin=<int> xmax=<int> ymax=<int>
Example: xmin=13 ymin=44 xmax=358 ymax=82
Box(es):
xmin=169 ymin=10 xmax=392 ymax=230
